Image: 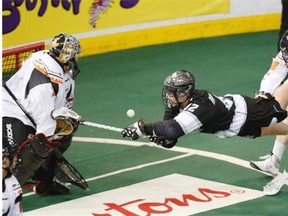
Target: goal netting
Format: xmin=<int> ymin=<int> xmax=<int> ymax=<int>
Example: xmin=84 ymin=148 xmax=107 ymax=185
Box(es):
xmin=2 ymin=42 xmax=45 ymax=82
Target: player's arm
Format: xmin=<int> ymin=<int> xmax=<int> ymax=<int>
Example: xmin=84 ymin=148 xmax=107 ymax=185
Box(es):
xmin=144 ymin=120 xmax=184 ymax=140
xmin=121 ymin=119 xmax=184 ymax=148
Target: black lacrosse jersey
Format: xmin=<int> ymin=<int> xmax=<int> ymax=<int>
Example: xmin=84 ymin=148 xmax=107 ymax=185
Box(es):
xmin=169 ymin=89 xmax=286 ymax=138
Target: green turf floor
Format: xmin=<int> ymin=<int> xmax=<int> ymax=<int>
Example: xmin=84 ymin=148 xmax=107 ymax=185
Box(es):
xmin=22 ymin=30 xmax=288 ymax=215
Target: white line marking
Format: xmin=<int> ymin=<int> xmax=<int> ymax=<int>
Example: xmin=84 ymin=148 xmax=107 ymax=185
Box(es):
xmin=23 ymin=136 xmax=270 ymax=197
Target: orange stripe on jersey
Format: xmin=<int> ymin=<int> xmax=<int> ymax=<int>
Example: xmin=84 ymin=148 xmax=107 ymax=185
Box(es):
xmin=33 ymin=61 xmax=64 ymax=84
xmin=50 ymin=76 xmax=63 ymax=84
xmin=270 ymin=60 xmax=280 ymax=71
xmin=33 ymin=61 xmax=49 ymax=76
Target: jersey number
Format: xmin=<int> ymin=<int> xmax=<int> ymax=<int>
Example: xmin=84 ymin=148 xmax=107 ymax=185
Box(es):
xmin=186 ymin=103 xmax=199 ymax=113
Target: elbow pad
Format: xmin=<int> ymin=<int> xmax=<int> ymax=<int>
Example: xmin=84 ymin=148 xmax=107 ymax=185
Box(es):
xmin=145 ymin=120 xmax=184 ymax=140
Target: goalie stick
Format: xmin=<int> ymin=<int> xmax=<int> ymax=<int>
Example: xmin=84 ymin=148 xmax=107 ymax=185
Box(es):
xmin=79 ymin=120 xmax=123 ymax=132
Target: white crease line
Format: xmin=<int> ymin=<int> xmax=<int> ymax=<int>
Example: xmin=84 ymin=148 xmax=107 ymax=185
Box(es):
xmin=23 ymin=136 xmax=271 ymax=197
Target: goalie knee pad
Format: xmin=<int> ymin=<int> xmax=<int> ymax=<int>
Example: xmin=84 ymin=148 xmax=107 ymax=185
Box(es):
xmin=13 ymin=133 xmax=59 ymax=185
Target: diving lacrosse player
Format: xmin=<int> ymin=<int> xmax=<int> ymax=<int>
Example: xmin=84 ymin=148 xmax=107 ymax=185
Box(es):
xmin=2 ymin=137 xmax=23 ymax=216
xmin=122 ymin=69 xmax=288 ymax=148
xmin=250 ymin=30 xmax=288 ymax=195
xmin=2 ymin=33 xmax=82 ymax=195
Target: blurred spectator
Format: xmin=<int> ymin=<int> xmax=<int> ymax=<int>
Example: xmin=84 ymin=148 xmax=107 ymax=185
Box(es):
xmin=278 ymin=0 xmax=288 ymax=50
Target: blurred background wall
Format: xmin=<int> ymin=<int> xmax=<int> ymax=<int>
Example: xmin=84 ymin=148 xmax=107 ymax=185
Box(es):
xmin=2 ymin=0 xmax=281 ymax=56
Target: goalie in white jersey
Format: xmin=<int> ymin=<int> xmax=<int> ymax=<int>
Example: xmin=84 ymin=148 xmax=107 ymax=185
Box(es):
xmin=2 ymin=137 xmax=23 ymax=216
xmin=250 ymin=30 xmax=288 ymax=195
xmin=2 ymin=33 xmax=81 ymax=195
xmin=122 ymin=70 xmax=288 ymax=147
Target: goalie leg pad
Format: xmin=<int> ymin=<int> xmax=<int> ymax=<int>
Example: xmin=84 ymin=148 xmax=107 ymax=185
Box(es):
xmin=13 ymin=134 xmax=59 ymax=185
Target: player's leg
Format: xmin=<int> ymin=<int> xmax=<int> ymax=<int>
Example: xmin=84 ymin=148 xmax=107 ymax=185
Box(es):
xmin=32 ymin=134 xmax=73 ymax=195
xmin=13 ymin=133 xmax=59 ymax=186
xmin=250 ymin=82 xmax=288 ymax=175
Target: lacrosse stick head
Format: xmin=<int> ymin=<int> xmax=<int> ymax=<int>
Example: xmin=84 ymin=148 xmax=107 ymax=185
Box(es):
xmin=51 ymin=107 xmax=81 ymax=122
xmin=54 ymin=157 xmax=89 ymax=191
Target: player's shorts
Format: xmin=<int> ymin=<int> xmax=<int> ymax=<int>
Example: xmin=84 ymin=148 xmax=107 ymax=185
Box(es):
xmin=238 ymin=95 xmax=287 ymax=138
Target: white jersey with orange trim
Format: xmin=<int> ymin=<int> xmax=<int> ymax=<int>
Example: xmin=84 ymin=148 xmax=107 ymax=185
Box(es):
xmin=2 ymin=50 xmax=75 ymax=137
xmin=259 ymin=51 xmax=288 ymax=94
xmin=2 ymin=174 xmax=23 ymax=216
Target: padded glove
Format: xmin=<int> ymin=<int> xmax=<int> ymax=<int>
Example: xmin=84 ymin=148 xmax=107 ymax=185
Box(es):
xmin=121 ymin=119 xmax=146 ymax=140
xmin=149 ymin=136 xmax=177 ymax=149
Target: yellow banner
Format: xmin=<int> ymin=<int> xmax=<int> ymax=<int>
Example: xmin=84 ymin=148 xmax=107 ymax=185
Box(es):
xmin=3 ymin=0 xmax=229 ymax=48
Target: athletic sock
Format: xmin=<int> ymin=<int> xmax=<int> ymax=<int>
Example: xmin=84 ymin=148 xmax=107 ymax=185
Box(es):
xmin=272 ymin=140 xmax=287 ymax=161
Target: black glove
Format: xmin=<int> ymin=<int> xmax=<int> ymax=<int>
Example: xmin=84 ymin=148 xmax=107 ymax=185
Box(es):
xmin=121 ymin=119 xmax=146 ymax=140
xmin=149 ymin=136 xmax=177 ymax=149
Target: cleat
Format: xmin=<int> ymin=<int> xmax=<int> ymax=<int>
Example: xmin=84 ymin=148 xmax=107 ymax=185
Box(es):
xmin=263 ymin=170 xmax=288 ymax=195
xmin=250 ymin=152 xmax=280 ymax=175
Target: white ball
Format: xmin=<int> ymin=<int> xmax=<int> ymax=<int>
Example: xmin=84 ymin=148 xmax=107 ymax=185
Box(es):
xmin=126 ymin=109 xmax=135 ymax=118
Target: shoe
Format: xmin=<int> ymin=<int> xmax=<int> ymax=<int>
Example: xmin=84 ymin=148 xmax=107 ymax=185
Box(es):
xmin=263 ymin=170 xmax=288 ymax=195
xmin=249 ymin=152 xmax=280 ymax=175
xmin=34 ymin=179 xmax=70 ymax=195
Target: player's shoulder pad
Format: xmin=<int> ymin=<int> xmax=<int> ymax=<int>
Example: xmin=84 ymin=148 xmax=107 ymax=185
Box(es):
xmin=32 ymin=50 xmax=65 ymax=84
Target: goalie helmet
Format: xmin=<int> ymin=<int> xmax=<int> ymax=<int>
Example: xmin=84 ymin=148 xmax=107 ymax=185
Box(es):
xmin=280 ymin=30 xmax=288 ymax=63
xmin=50 ymin=33 xmax=81 ymax=64
xmin=162 ymin=70 xmax=196 ymax=107
xmin=2 ymin=137 xmax=17 ymax=161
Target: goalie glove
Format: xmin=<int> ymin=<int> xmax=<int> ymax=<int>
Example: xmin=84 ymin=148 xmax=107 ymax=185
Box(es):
xmin=121 ymin=119 xmax=146 ymax=140
xmin=51 ymin=107 xmax=81 ymax=140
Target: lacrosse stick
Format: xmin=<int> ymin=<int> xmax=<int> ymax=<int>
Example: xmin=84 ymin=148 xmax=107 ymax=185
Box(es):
xmin=79 ymin=120 xmax=123 ymax=132
xmin=52 ymin=107 xmax=123 ymax=133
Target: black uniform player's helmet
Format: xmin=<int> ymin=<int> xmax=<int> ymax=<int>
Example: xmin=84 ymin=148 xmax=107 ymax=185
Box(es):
xmin=280 ymin=30 xmax=288 ymax=63
xmin=162 ymin=70 xmax=196 ymax=106
xmin=2 ymin=137 xmax=17 ymax=161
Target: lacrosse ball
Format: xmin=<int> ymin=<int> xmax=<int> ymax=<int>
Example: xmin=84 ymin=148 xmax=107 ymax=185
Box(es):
xmin=126 ymin=109 xmax=135 ymax=118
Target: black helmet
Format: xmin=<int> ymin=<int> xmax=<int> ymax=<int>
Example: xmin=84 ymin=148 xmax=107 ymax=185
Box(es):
xmin=162 ymin=70 xmax=196 ymax=107
xmin=2 ymin=137 xmax=17 ymax=160
xmin=164 ymin=70 xmax=195 ymax=96
xmin=280 ymin=30 xmax=288 ymax=63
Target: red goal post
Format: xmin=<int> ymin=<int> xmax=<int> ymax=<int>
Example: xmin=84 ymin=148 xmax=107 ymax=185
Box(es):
xmin=2 ymin=42 xmax=45 ymax=81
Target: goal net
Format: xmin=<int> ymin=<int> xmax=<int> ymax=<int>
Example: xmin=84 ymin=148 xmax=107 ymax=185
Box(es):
xmin=2 ymin=42 xmax=45 ymax=82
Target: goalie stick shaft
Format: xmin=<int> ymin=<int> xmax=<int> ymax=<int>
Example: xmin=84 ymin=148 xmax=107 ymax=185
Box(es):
xmin=79 ymin=121 xmax=123 ymax=132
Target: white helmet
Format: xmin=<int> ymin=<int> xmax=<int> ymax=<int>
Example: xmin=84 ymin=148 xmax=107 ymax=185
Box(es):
xmin=50 ymin=33 xmax=81 ymax=64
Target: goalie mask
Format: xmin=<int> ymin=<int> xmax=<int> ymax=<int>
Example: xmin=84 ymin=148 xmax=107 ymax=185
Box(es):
xmin=162 ymin=70 xmax=196 ymax=107
xmin=50 ymin=33 xmax=81 ymax=64
xmin=280 ymin=30 xmax=288 ymax=63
